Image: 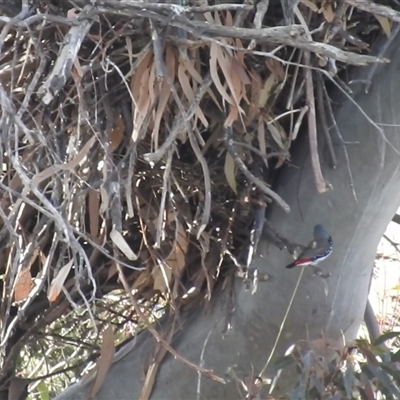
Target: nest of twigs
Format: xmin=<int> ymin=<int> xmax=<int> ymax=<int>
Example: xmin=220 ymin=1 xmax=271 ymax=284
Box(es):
xmin=0 ymin=0 xmax=399 ymax=396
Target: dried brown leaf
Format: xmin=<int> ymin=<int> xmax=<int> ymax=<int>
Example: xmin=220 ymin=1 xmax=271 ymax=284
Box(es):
xmin=224 ymin=152 xmax=237 ymax=193
xmin=257 ymin=116 xmax=268 ymax=167
xmin=131 ymin=52 xmax=153 ymax=141
xmin=320 ymin=2 xmax=335 ymax=22
xmin=110 ymin=229 xmax=138 ymax=261
xmin=152 ymin=46 xmax=175 ymax=149
xmin=267 ymin=120 xmax=287 ymax=151
xmin=184 ymin=59 xmax=222 ymax=110
xmin=375 ymin=15 xmax=391 ymax=37
xmin=31 ymin=136 xmax=96 ymax=186
xmin=48 ymin=259 xmax=73 ymax=302
xmin=266 ymin=59 xmax=285 ymax=81
xmin=133 ymin=268 xmax=151 ymax=290
xmin=164 ymin=213 xmax=189 ymax=278
xmin=225 ymin=104 xmax=239 ymax=128
xmin=300 ymin=0 xmax=319 ymax=12
xmin=88 ymin=189 xmax=100 ymax=240
xmin=245 ymin=69 xmax=262 ymax=125
xmin=88 ymin=325 xmax=115 ymax=399
xmin=109 ymin=114 xmax=125 ymax=151
xmin=258 ymin=74 xmax=277 ymax=108
xmin=210 ymin=42 xmax=235 ymax=107
xmin=153 ymin=264 xmax=172 ymax=293
xmin=131 ymin=50 xmax=152 ymax=101
xmin=231 ymin=57 xmax=250 ymax=86
xmin=178 ymin=62 xmax=208 ymax=127
xmin=14 ymin=267 xmax=32 ymax=302
xmin=215 ymin=45 xmax=243 ymax=110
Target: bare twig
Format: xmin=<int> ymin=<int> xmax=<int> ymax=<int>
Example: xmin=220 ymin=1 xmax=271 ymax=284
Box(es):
xmin=248 ymin=0 xmax=269 ymax=50
xmin=303 ymin=51 xmax=330 ymax=193
xmin=115 ymin=264 xmax=226 ymax=388
xmin=316 ymin=73 xmax=337 ymax=169
xmin=345 ymin=0 xmax=400 ymax=23
xmin=37 ymin=7 xmax=93 ymax=104
xmin=143 ymin=74 xmax=212 ymax=164
xmin=224 ymin=127 xmax=290 ymax=213
xmin=321 ymin=79 xmax=358 ymax=202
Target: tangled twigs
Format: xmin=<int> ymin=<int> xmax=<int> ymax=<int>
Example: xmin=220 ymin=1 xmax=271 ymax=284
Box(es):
xmin=143 ymin=74 xmax=213 ymax=164
xmin=224 ymin=127 xmax=290 ymax=213
xmin=37 ymin=7 xmax=93 ymax=104
xmin=95 ymin=5 xmax=387 ymax=66
xmin=345 ymin=0 xmax=400 ymax=23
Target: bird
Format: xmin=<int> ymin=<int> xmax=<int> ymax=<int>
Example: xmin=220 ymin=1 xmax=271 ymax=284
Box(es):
xmin=285 ymin=224 xmax=333 ymax=269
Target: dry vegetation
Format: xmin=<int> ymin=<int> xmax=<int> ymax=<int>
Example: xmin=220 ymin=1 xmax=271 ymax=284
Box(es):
xmin=1 ymin=0 xmax=400 ymax=398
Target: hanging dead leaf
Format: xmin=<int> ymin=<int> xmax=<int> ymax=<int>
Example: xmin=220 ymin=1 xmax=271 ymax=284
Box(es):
xmin=210 ymin=42 xmax=235 ymax=107
xmin=216 ymin=45 xmax=244 ymax=111
xmin=153 ymin=264 xmax=172 ymax=293
xmin=375 ymin=15 xmax=391 ymax=38
xmin=178 ymin=62 xmax=208 ymax=127
xmin=300 ymin=0 xmax=318 ymax=12
xmin=152 ymin=46 xmax=176 ymax=150
xmin=257 ymin=116 xmax=268 ymax=168
xmin=319 ymin=2 xmax=334 ymax=23
xmin=106 ymin=262 xmax=118 ymax=282
xmin=184 ymin=60 xmax=222 ymax=111
xmin=245 ymin=69 xmax=262 ymax=125
xmin=88 ymin=189 xmax=100 ymax=240
xmin=88 ymin=325 xmax=115 ymax=399
xmin=30 ymin=136 xmax=95 ymax=187
xmin=14 ymin=267 xmax=32 ymax=302
xmin=267 ymin=120 xmax=288 ymax=151
xmin=48 ymin=259 xmax=73 ymax=302
xmin=265 ymin=59 xmax=285 ymax=81
xmin=224 ymin=152 xmax=237 ymax=194
xmin=131 ymin=50 xmax=152 ymax=101
xmin=164 ymin=218 xmax=189 ymax=277
xmin=258 ymin=74 xmax=277 ymax=108
xmin=110 ymin=229 xmax=138 ymax=261
xmin=109 ymin=114 xmax=125 ymax=151
xmin=131 ymin=52 xmax=153 ymax=141
xmin=133 ymin=267 xmax=151 ymax=290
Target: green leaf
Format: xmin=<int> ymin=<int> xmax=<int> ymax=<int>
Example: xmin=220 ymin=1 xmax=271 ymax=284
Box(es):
xmin=272 ymin=355 xmax=294 ymax=371
xmin=374 ymin=331 xmax=400 ymax=346
xmin=366 ymin=365 xmax=400 ymax=398
xmin=36 ymin=381 xmax=49 ymax=400
xmin=344 ymin=360 xmax=355 ymax=398
xmin=392 ymin=349 xmax=400 ymax=362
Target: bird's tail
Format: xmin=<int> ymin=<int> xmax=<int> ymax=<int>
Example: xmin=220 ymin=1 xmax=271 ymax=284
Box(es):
xmin=285 ymin=262 xmax=296 ymax=269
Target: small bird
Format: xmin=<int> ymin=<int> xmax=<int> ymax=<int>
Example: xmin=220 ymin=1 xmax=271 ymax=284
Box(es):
xmin=285 ymin=224 xmax=333 ymax=269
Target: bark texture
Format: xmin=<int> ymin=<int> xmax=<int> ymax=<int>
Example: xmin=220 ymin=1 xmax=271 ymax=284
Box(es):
xmin=55 ymin=35 xmax=400 ymax=400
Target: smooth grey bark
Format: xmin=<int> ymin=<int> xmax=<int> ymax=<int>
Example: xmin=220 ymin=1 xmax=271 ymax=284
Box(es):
xmin=55 ymin=36 xmax=400 ymax=400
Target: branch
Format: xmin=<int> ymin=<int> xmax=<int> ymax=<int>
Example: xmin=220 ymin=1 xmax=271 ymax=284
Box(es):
xmin=94 ymin=5 xmax=387 ymax=66
xmin=37 ymin=7 xmax=93 ymax=104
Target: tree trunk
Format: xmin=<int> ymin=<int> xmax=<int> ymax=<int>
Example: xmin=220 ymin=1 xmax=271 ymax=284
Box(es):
xmin=55 ymin=34 xmax=400 ymax=400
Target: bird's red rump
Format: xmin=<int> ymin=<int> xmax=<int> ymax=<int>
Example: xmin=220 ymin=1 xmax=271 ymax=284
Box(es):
xmin=295 ymin=258 xmax=312 ymax=265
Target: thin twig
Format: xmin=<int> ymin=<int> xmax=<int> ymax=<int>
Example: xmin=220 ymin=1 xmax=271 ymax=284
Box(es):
xmin=321 ymin=79 xmax=358 ymax=202
xmin=303 ymin=51 xmax=330 ymax=193
xmin=316 ymin=73 xmax=337 ymax=169
xmin=224 ymin=127 xmax=290 ymax=213
xmin=345 ymin=0 xmax=400 ymax=22
xmin=115 ymin=263 xmax=226 ymax=386
xmin=143 ymin=74 xmax=212 ymax=164
xmin=259 ymin=266 xmax=306 ymax=380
